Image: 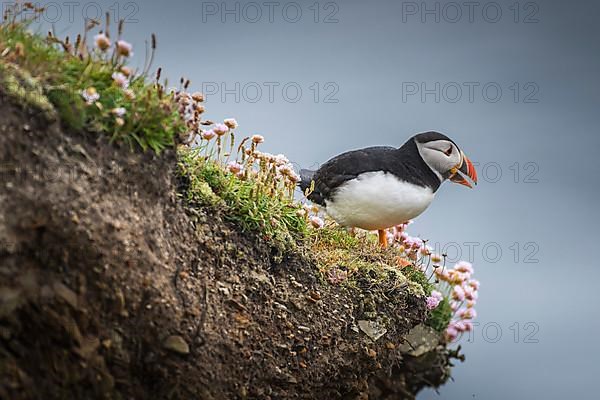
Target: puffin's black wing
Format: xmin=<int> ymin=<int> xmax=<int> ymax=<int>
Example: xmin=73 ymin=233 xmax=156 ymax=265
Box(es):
xmin=306 ymin=146 xmax=398 ymax=205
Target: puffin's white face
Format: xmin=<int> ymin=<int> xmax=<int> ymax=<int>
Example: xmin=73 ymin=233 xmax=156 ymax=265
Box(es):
xmin=416 ymin=139 xmax=462 ymax=181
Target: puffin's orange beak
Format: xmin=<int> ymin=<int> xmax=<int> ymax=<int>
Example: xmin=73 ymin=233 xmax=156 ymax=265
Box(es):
xmin=449 ymin=152 xmax=478 ymax=188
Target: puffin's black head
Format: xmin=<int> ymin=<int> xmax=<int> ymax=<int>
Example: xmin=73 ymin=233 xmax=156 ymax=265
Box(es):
xmin=412 ymin=131 xmax=478 ymax=188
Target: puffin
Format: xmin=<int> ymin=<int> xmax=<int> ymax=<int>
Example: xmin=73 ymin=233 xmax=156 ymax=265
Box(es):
xmin=299 ymin=131 xmax=477 ymax=247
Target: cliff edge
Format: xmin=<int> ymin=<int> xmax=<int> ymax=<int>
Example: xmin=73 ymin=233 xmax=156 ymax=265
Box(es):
xmin=0 ymin=88 xmax=455 ymax=399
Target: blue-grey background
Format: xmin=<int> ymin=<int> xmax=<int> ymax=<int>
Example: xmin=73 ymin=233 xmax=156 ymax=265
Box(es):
xmin=32 ymin=0 xmax=600 ymax=398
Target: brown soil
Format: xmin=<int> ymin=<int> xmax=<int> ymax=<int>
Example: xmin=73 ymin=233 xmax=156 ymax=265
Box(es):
xmin=0 ymin=92 xmax=454 ymax=399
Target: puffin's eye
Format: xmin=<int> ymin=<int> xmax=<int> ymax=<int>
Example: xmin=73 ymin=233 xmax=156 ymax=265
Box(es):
xmin=444 ymin=146 xmax=453 ymax=156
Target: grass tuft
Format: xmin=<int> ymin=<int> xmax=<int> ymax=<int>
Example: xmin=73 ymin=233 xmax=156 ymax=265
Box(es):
xmin=0 ymin=3 xmax=184 ymax=152
xmin=178 ymin=147 xmax=308 ymax=251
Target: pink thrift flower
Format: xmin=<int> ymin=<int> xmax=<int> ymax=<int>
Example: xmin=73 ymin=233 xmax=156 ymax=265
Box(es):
xmin=454 ymin=321 xmax=469 ymax=332
xmin=463 ymin=286 xmax=478 ymax=301
xmin=201 ymin=130 xmax=216 ymax=140
xmin=468 ymin=279 xmax=480 ymax=290
xmin=420 ymin=245 xmax=432 ymax=256
xmin=435 ymin=269 xmax=451 ymax=282
xmin=426 ymin=293 xmax=442 ymax=310
xmin=223 ymin=118 xmax=238 ymax=129
xmin=458 ymin=308 xmax=477 ymax=320
xmin=213 ymin=123 xmax=229 ymax=136
xmin=410 ymin=237 xmax=423 ymax=249
xmin=120 ymin=66 xmax=133 ymax=77
xmin=116 ymin=40 xmax=133 ymax=57
xmin=94 ymin=33 xmax=111 ymax=51
xmin=277 ymin=164 xmax=294 ymax=177
xmin=449 ymin=271 xmax=468 ymax=285
xmin=112 ymin=72 xmax=129 ymax=89
xmin=445 ymin=325 xmax=459 ymax=342
xmin=450 ymin=301 xmax=460 ymax=311
xmin=81 ymin=87 xmax=100 ymax=104
xmin=459 ymin=271 xmax=472 ymax=283
xmin=309 ymin=216 xmax=324 ymax=229
xmin=191 ymin=92 xmax=204 ymax=102
xmin=455 ymin=261 xmax=474 ymax=275
xmin=462 ymin=321 xmax=474 ymax=332
xmin=452 ymin=285 xmax=465 ymax=301
xmin=226 ymin=161 xmax=243 ymax=175
xmin=252 ymin=134 xmax=265 ymax=144
xmin=274 ymin=154 xmax=289 ymax=166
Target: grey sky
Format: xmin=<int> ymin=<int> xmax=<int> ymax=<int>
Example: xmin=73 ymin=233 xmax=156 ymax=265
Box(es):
xmin=34 ymin=0 xmax=600 ymax=398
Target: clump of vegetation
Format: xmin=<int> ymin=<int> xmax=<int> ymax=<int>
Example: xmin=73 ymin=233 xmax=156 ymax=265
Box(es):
xmin=0 ymin=2 xmax=185 ymax=152
xmin=177 ymin=128 xmax=308 ymax=249
xmin=381 ymin=223 xmax=480 ymax=339
xmin=309 ymin=224 xmax=408 ymax=287
xmin=430 ymin=260 xmax=479 ymax=340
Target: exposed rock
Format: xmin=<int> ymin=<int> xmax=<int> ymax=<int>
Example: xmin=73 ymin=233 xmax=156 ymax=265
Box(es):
xmin=358 ymin=319 xmax=388 ymax=342
xmin=163 ymin=335 xmax=190 ymax=355
xmin=399 ymin=324 xmax=441 ymax=357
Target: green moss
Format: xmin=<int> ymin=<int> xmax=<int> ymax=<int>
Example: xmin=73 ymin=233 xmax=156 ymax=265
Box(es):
xmin=311 ymin=225 xmax=362 ymax=249
xmin=0 ymin=63 xmax=56 ymax=120
xmin=309 ymin=226 xmax=415 ymax=290
xmin=403 ymin=267 xmax=434 ymax=296
xmin=307 ymin=226 xmax=441 ymax=297
xmin=426 ymin=297 xmax=453 ymax=333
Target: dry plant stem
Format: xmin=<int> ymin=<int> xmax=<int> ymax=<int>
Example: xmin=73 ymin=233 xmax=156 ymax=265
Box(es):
xmin=216 ymin=137 xmax=222 ymax=164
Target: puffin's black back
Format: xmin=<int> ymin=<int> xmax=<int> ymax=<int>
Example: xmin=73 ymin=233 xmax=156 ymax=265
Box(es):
xmin=302 ymin=137 xmax=442 ymax=206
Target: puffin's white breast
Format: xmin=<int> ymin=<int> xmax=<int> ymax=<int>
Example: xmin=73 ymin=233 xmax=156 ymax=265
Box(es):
xmin=324 ymin=171 xmax=434 ymax=230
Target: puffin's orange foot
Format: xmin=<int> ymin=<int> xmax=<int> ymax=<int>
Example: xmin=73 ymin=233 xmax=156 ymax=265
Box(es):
xmin=378 ymin=229 xmax=388 ymax=248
